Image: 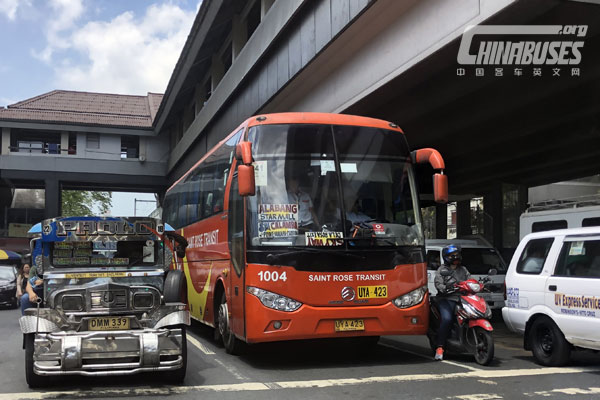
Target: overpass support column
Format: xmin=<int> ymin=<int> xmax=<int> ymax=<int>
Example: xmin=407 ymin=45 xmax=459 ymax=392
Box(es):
xmin=2 ymin=128 xmax=10 ymax=155
xmin=44 ymin=179 xmax=61 ymax=219
xmin=435 ymin=204 xmax=447 ymax=239
xmin=456 ymin=200 xmax=471 ymax=238
xmin=483 ymin=185 xmax=503 ymax=250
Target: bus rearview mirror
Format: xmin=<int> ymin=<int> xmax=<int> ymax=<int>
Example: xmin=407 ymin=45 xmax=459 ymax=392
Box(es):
xmin=236 ymin=141 xmax=253 ymax=165
xmin=238 ymin=165 xmax=256 ymax=196
xmin=433 ymin=173 xmax=448 ymax=204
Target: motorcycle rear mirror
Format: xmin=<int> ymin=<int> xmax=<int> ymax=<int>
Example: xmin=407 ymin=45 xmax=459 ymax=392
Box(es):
xmin=488 ymin=268 xmax=498 ymax=276
xmin=440 ymin=269 xmax=453 ymax=277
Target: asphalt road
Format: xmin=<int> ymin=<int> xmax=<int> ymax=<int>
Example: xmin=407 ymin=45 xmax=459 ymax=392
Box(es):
xmin=1 ymin=307 xmax=599 ymax=400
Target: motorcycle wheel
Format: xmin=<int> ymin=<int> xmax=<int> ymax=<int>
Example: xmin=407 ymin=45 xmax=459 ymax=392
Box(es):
xmin=472 ymin=327 xmax=494 ymax=366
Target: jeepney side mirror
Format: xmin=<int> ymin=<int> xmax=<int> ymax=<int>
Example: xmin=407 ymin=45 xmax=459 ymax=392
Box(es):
xmin=411 ymin=148 xmax=448 ymax=204
xmin=236 ymin=141 xmax=256 ymax=197
xmin=164 ymin=231 xmax=188 ymax=259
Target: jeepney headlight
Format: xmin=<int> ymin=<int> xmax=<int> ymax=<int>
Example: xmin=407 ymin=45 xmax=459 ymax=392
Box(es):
xmin=393 ymin=286 xmax=427 ymax=309
xmin=61 ymin=294 xmax=84 ymax=311
xmin=247 ymin=286 xmax=302 ymax=312
xmin=133 ymin=292 xmax=154 ymax=309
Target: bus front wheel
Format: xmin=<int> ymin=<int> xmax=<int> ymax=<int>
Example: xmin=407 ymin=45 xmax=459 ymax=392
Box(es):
xmin=217 ymin=293 xmax=245 ymax=355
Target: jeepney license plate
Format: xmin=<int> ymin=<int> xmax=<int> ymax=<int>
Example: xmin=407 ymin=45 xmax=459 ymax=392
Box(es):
xmin=335 ymin=319 xmax=365 ymax=332
xmin=357 ymin=285 xmax=388 ymax=299
xmin=89 ymin=317 xmax=130 ymax=331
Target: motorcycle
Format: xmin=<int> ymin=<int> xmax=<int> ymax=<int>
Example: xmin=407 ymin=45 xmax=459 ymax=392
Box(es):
xmin=427 ymin=277 xmax=495 ymax=365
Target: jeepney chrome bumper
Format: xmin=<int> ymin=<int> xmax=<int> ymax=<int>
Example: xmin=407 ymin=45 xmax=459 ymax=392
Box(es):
xmin=32 ymin=328 xmax=184 ymax=376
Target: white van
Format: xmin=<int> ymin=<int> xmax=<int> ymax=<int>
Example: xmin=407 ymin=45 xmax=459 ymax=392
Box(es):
xmin=520 ymin=197 xmax=600 ymax=240
xmin=502 ymin=227 xmax=600 ymax=366
xmin=425 ymin=238 xmax=507 ymax=309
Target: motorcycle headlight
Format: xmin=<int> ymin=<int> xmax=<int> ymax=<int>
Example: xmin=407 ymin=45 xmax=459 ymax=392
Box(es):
xmin=467 ymin=282 xmax=482 ymax=293
xmin=393 ymin=286 xmax=427 ymax=309
xmin=247 ymin=286 xmax=302 ymax=312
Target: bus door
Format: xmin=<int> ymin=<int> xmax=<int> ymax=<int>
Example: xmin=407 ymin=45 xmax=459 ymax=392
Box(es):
xmin=228 ymin=174 xmax=246 ymax=338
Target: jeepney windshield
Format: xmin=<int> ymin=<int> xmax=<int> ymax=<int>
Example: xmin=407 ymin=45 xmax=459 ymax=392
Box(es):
xmin=246 ymin=124 xmax=424 ymax=250
xmin=50 ymin=239 xmax=161 ymax=268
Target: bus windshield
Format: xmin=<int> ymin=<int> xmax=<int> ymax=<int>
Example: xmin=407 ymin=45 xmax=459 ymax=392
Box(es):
xmin=246 ymin=124 xmax=423 ymax=250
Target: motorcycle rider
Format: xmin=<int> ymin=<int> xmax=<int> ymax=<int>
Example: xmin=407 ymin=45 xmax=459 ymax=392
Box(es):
xmin=433 ymin=244 xmax=471 ymax=361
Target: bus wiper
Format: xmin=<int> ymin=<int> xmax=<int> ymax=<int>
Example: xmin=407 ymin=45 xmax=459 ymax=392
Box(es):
xmin=341 ymin=236 xmax=399 ymax=246
xmin=266 ymin=247 xmax=366 ymax=261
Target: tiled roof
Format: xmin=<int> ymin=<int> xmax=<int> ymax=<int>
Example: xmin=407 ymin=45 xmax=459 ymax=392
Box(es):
xmin=0 ymin=90 xmax=164 ymax=128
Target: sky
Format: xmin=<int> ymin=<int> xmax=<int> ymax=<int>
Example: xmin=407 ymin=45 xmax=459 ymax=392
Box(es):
xmin=0 ymin=0 xmax=200 ymax=216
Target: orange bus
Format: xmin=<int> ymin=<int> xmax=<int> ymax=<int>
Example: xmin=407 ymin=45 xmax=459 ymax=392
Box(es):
xmin=163 ymin=113 xmax=447 ymax=353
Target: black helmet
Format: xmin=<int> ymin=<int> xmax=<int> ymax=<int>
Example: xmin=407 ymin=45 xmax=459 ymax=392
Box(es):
xmin=442 ymin=244 xmax=461 ymax=265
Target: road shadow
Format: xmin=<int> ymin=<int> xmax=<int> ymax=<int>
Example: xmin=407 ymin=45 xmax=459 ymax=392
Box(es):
xmin=187 ymin=319 xmax=435 ymax=371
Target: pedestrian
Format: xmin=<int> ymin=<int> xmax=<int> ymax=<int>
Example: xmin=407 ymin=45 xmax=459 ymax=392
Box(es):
xmin=16 ymin=262 xmax=31 ymax=305
xmin=20 ymin=259 xmax=43 ymax=315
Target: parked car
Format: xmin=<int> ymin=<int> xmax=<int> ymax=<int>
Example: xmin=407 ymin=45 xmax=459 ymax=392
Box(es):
xmin=425 ymin=238 xmax=507 ymax=310
xmin=0 ymin=265 xmax=18 ymax=308
xmin=502 ymin=227 xmax=600 ymax=366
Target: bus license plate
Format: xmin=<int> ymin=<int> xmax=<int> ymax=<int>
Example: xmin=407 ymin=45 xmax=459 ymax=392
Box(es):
xmin=335 ymin=319 xmax=365 ymax=332
xmin=88 ymin=317 xmax=130 ymax=331
xmin=357 ymin=285 xmax=388 ymax=299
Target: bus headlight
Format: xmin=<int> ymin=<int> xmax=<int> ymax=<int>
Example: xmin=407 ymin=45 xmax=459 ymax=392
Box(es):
xmin=393 ymin=286 xmax=427 ymax=309
xmin=247 ymin=286 xmax=302 ymax=312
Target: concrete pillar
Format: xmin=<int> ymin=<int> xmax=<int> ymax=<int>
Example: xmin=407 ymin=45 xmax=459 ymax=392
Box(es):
xmin=435 ymin=204 xmax=447 ymax=239
xmin=232 ymin=14 xmax=248 ymax=60
xmin=261 ymin=0 xmax=275 ymax=19
xmin=456 ymin=199 xmax=471 ymax=238
xmin=139 ymin=137 xmax=147 ymax=162
xmin=211 ymin=54 xmax=225 ymax=93
xmin=44 ymin=179 xmax=61 ymax=219
xmin=60 ymin=131 xmax=68 ymax=155
xmin=483 ymin=185 xmax=503 ymax=250
xmin=1 ymin=127 xmax=10 ymax=155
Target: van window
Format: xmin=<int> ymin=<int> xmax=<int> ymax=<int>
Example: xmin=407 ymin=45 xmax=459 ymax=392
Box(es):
xmin=554 ymin=239 xmax=600 ymax=277
xmin=516 ymin=238 xmax=554 ymax=274
xmin=462 ymin=247 xmax=507 ymax=274
xmin=426 ymin=250 xmax=440 ymax=270
xmin=531 ymin=220 xmax=567 ymax=233
xmin=582 ymin=217 xmax=600 ymax=227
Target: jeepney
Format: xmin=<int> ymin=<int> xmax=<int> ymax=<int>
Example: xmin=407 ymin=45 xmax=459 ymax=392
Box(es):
xmin=19 ymin=217 xmax=189 ymax=388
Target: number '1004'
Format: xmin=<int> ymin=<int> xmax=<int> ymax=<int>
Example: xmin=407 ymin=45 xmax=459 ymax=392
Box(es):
xmin=258 ymin=271 xmax=287 ymax=282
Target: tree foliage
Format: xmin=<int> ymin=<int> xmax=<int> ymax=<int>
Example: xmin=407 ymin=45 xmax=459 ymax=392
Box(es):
xmin=62 ymin=191 xmax=112 ymax=216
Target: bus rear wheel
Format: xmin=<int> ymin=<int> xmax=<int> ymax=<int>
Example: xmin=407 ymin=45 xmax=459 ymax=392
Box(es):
xmin=217 ymin=293 xmax=245 ymax=355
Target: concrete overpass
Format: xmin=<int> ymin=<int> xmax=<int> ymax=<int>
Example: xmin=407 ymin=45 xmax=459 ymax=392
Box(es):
xmin=1 ymin=0 xmax=598 ymax=254
xmin=157 ymin=0 xmax=600 ymax=252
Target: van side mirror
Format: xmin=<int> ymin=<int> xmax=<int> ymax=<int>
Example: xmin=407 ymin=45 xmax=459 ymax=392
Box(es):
xmin=440 ymin=269 xmax=453 ymax=277
xmin=236 ymin=141 xmax=256 ymax=197
xmin=411 ymin=148 xmax=448 ymax=204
